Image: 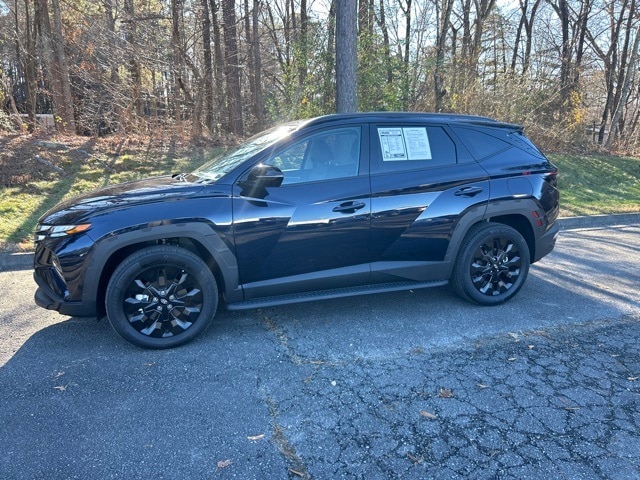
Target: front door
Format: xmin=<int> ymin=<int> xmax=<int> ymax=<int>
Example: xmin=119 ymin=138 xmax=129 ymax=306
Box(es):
xmin=232 ymin=126 xmax=371 ymax=298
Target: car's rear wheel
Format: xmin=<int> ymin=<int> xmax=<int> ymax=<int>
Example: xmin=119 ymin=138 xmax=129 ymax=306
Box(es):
xmin=105 ymin=245 xmax=218 ymax=348
xmin=451 ymin=222 xmax=530 ymax=305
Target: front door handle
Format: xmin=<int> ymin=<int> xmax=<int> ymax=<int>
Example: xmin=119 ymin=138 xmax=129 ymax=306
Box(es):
xmin=333 ymin=201 xmax=366 ymax=213
xmin=454 ymin=186 xmax=484 ymax=197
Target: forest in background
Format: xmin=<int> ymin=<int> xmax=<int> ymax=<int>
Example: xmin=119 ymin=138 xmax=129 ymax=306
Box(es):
xmin=1 ymin=0 xmax=640 ymax=153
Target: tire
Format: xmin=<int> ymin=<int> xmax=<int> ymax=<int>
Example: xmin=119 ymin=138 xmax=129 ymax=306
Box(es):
xmin=451 ymin=222 xmax=530 ymax=305
xmin=105 ymin=245 xmax=218 ymax=348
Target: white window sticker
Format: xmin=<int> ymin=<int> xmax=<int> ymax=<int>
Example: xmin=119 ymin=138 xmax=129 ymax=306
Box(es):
xmin=378 ymin=128 xmax=408 ymax=161
xmin=378 ymin=127 xmax=432 ymax=161
xmin=403 ymin=127 xmax=432 ymax=160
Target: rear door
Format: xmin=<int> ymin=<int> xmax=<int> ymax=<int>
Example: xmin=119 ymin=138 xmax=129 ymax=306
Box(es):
xmin=232 ymin=125 xmax=371 ymax=298
xmin=369 ymin=122 xmax=490 ymax=283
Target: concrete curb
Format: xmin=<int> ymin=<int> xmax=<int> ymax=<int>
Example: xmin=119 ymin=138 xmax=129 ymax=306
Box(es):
xmin=2 ymin=213 xmax=639 ymax=272
xmin=558 ymin=212 xmax=640 ymax=230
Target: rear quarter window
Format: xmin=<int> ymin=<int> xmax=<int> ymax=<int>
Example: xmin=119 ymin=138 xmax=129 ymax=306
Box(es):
xmin=452 ymin=127 xmax=512 ymax=160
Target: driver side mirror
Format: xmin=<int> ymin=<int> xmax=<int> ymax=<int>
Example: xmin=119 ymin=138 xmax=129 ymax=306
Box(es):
xmin=246 ymin=164 xmax=284 ymax=188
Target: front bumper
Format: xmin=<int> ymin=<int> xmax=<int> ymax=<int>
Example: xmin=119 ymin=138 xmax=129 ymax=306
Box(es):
xmin=34 ymin=282 xmax=97 ymax=317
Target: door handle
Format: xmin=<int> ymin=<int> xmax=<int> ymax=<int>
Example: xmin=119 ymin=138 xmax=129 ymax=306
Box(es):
xmin=333 ymin=201 xmax=366 ymax=213
xmin=454 ymin=186 xmax=483 ymax=197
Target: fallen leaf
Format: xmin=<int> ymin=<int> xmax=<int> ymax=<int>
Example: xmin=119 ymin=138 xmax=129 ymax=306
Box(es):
xmin=406 ymin=452 xmax=423 ymax=464
xmin=217 ymin=460 xmax=232 ymax=469
xmin=247 ymin=434 xmax=265 ymax=441
xmin=558 ymin=396 xmax=580 ymax=411
xmin=419 ymin=410 xmax=438 ymax=419
xmin=288 ymin=469 xmax=305 ymax=477
xmin=507 ymin=357 xmax=517 ymax=362
xmin=438 ymin=388 xmax=454 ymax=398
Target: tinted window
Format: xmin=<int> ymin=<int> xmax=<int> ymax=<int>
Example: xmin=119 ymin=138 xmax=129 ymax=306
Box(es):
xmin=452 ymin=127 xmax=511 ymax=160
xmin=268 ymin=127 xmax=361 ymax=185
xmin=372 ymin=126 xmax=456 ymax=173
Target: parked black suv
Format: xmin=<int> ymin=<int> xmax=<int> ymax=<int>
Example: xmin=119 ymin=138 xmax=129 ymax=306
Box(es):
xmin=34 ymin=113 xmax=559 ymax=348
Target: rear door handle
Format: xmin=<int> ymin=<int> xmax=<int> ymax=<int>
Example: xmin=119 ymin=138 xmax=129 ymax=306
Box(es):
xmin=454 ymin=186 xmax=484 ymax=197
xmin=333 ymin=201 xmax=366 ymax=213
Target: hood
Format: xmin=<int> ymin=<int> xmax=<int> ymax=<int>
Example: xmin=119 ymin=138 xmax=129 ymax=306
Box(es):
xmin=39 ymin=175 xmax=207 ymax=225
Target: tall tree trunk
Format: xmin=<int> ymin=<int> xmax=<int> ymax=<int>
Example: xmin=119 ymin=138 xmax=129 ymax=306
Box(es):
xmin=251 ymin=0 xmax=264 ymax=130
xmin=605 ymin=22 xmax=640 ymax=149
xmin=336 ymin=0 xmax=358 ymax=113
xmin=209 ymin=0 xmax=226 ymax=129
xmin=434 ymin=0 xmax=454 ymax=112
xmin=221 ymin=0 xmax=243 ymax=135
xmin=124 ymin=0 xmax=143 ymax=126
xmin=50 ymin=0 xmax=75 ymax=133
xmin=35 ymin=0 xmax=74 ymax=133
xmin=21 ymin=0 xmax=38 ymax=131
xmin=202 ymin=0 xmax=214 ymax=132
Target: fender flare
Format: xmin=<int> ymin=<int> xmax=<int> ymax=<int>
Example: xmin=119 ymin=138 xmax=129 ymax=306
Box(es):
xmin=444 ymin=198 xmax=542 ymax=266
xmin=82 ymin=222 xmax=241 ymax=308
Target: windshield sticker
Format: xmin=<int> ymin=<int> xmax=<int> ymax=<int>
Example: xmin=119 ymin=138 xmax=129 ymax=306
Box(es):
xmin=378 ymin=127 xmax=432 ymax=161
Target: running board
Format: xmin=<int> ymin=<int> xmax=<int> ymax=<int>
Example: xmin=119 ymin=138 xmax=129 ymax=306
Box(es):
xmin=226 ymin=279 xmax=449 ymax=311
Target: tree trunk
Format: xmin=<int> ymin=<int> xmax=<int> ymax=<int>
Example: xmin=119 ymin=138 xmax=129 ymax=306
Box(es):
xmin=336 ymin=0 xmax=358 ymax=113
xmin=50 ymin=0 xmax=75 ymax=133
xmin=605 ymin=22 xmax=640 ymax=149
xmin=434 ymin=0 xmax=454 ymax=112
xmin=221 ymin=0 xmax=243 ymax=135
xmin=202 ymin=0 xmax=214 ymax=132
xmin=124 ymin=0 xmax=143 ymax=126
xmin=35 ymin=0 xmax=74 ymax=133
xmin=252 ymin=0 xmax=265 ymax=131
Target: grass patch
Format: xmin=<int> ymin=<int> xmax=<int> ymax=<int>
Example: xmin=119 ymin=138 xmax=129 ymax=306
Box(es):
xmin=550 ymin=153 xmax=640 ymax=216
xmin=0 ymin=134 xmax=219 ymax=250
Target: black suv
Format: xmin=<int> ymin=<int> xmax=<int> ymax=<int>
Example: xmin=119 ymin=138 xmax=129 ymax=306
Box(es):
xmin=34 ymin=113 xmax=559 ymax=348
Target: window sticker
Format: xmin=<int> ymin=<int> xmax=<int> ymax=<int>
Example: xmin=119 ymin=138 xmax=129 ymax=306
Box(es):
xmin=403 ymin=127 xmax=432 ymax=160
xmin=378 ymin=127 xmax=432 ymax=161
xmin=378 ymin=128 xmax=408 ymax=161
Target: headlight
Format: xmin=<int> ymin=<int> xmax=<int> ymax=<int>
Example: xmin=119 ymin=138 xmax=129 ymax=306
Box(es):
xmin=35 ymin=223 xmax=91 ymax=241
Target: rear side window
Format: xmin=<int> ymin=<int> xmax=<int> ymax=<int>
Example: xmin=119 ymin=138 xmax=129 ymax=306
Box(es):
xmin=452 ymin=127 xmax=511 ymax=160
xmin=372 ymin=126 xmax=456 ymax=173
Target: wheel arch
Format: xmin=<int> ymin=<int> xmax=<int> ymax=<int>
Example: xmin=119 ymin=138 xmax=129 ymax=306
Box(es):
xmin=445 ymin=199 xmax=541 ymax=268
xmin=87 ymin=224 xmax=241 ymax=318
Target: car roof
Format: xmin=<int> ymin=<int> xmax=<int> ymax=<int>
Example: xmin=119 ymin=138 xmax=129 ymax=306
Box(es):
xmin=299 ymin=112 xmax=523 ymax=131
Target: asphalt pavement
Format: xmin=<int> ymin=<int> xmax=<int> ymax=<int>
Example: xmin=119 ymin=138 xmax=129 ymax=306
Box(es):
xmin=0 ymin=214 xmax=639 ymax=479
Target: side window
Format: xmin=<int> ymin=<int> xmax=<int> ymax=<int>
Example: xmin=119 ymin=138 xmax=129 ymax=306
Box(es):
xmin=268 ymin=127 xmax=361 ymax=185
xmin=372 ymin=125 xmax=456 ymax=173
xmin=452 ymin=127 xmax=511 ymax=160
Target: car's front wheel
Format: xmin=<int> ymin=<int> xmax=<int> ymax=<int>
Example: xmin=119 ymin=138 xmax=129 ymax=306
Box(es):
xmin=105 ymin=245 xmax=218 ymax=348
xmin=451 ymin=222 xmax=530 ymax=305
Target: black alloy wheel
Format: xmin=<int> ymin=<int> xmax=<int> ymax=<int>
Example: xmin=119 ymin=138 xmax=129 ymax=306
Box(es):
xmin=106 ymin=245 xmax=218 ymax=348
xmin=451 ymin=222 xmax=530 ymax=305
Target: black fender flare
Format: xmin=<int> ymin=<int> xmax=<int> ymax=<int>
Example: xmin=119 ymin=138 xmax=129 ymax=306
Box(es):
xmin=82 ymin=222 xmax=242 ymax=308
xmin=444 ymin=198 xmax=542 ymax=267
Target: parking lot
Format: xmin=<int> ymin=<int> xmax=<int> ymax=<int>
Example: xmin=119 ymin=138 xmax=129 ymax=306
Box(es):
xmin=1 ymin=219 xmax=639 ymax=479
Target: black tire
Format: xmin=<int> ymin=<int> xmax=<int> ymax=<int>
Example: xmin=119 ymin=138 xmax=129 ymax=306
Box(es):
xmin=105 ymin=245 xmax=218 ymax=348
xmin=451 ymin=222 xmax=530 ymax=305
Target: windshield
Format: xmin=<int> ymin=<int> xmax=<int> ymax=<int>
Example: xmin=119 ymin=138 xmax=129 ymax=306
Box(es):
xmin=192 ymin=122 xmax=303 ymax=180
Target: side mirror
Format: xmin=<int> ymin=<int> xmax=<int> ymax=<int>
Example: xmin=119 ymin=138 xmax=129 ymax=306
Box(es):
xmin=246 ymin=164 xmax=284 ymax=188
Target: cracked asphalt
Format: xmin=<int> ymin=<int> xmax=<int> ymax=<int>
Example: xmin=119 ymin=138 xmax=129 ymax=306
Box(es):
xmin=1 ymin=217 xmax=639 ymax=479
